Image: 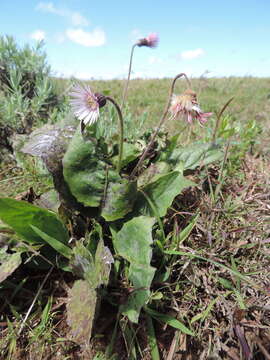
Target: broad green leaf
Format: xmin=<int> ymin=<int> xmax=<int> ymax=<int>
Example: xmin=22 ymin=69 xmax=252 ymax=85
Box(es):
xmin=63 ymin=127 xmax=119 ymax=207
xmin=113 ymin=216 xmax=155 ymax=265
xmin=165 ymin=142 xmax=224 ymax=170
xmin=111 ymin=142 xmax=142 ymax=169
xmin=113 ymin=216 xmax=156 ymax=323
xmin=101 ymin=179 xmax=137 ymax=221
xmin=165 ymin=133 xmax=181 ymax=155
xmin=0 ymin=247 xmax=21 ymax=283
xmin=0 ymin=198 xmax=69 ymax=246
xmin=122 ymin=263 xmax=156 ymax=323
xmin=137 ymin=161 xmax=171 ymax=187
xmin=31 ymin=225 xmax=72 ymax=259
xmin=145 ymin=307 xmax=194 ymax=336
xmin=135 ymin=171 xmax=195 ymax=217
xmin=66 ymin=280 xmax=97 ymax=345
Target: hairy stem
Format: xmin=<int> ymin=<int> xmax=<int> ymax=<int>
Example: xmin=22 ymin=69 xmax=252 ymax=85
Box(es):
xmin=130 ymin=73 xmax=191 ymax=179
xmin=106 ymin=96 xmax=124 ymax=173
xmin=121 ymin=43 xmax=137 ymax=110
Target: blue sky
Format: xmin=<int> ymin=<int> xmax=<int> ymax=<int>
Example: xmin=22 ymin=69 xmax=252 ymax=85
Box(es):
xmin=1 ymin=0 xmax=270 ymax=79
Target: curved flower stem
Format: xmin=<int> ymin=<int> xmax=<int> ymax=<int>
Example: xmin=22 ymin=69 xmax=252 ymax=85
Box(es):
xmin=129 ymin=73 xmax=191 ymax=179
xmin=106 ymin=96 xmax=124 ymax=173
xmin=121 ymin=43 xmax=137 ymax=110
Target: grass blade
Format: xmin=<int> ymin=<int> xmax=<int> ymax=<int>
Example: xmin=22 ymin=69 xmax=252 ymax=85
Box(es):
xmin=144 ymin=307 xmax=194 ymax=336
xmin=146 ymin=314 xmax=160 ymax=360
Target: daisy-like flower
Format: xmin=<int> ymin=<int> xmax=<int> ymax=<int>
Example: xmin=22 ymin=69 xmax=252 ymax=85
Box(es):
xmin=69 ymin=84 xmax=106 ymax=126
xmin=170 ymin=89 xmax=212 ymax=125
xmin=137 ymin=32 xmax=159 ymax=48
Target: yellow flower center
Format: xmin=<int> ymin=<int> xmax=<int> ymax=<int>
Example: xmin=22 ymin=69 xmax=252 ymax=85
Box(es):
xmin=87 ymin=95 xmax=97 ymax=109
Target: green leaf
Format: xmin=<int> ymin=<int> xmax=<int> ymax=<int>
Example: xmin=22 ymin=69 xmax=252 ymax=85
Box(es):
xmin=70 ymin=241 xmax=95 ymax=283
xmin=113 ymin=216 xmax=155 ymax=265
xmin=191 ymin=297 xmax=219 ymax=324
xmin=31 ymin=225 xmax=72 ymax=259
xmin=146 ymin=314 xmax=160 ymax=360
xmin=135 ymin=171 xmax=195 ymax=217
xmin=111 ymin=142 xmax=142 ymax=169
xmin=137 ymin=161 xmax=171 ymax=187
xmin=170 ymin=214 xmax=199 ymax=248
xmin=70 ymin=238 xmax=113 ymax=288
xmin=145 ymin=307 xmax=194 ymax=336
xmin=66 ymin=280 xmax=97 ymax=345
xmin=0 ymin=198 xmax=69 ymax=246
xmin=112 ymin=216 xmax=156 ymax=323
xmin=101 ymin=179 xmax=137 ymax=221
xmin=94 ymin=238 xmax=114 ymax=286
xmin=218 ymin=277 xmax=234 ymax=290
xmin=63 ymin=127 xmax=119 ymax=207
xmin=122 ymin=263 xmax=156 ymax=323
xmin=0 ymin=247 xmax=21 ymax=283
xmin=166 ymin=142 xmax=224 ymax=170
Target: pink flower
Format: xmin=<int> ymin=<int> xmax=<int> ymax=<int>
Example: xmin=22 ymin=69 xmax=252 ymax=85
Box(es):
xmin=69 ymin=84 xmax=105 ymax=126
xmin=137 ymin=33 xmax=159 ymax=48
xmin=170 ymin=89 xmax=212 ymax=125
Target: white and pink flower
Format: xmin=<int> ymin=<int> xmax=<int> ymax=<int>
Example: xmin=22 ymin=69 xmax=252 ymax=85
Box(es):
xmin=69 ymin=84 xmax=100 ymax=126
xmin=137 ymin=33 xmax=159 ymax=48
xmin=170 ymin=90 xmax=212 ymax=125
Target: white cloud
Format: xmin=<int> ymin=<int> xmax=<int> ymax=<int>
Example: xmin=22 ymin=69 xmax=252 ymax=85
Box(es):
xmin=36 ymin=2 xmax=62 ymax=16
xmin=65 ymin=28 xmax=106 ymax=47
xmin=36 ymin=2 xmax=89 ymax=26
xmin=70 ymin=12 xmax=88 ymax=26
xmin=36 ymin=2 xmax=55 ymax=13
xmin=180 ymin=48 xmax=205 ymax=60
xmin=30 ymin=30 xmax=46 ymax=41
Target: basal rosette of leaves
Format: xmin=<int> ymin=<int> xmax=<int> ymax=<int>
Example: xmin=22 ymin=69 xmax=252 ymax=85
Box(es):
xmin=0 ymin=67 xmax=225 ymax=348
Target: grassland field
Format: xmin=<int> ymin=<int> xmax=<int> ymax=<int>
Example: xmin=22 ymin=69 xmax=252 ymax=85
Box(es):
xmin=0 ymin=76 xmax=270 ymax=359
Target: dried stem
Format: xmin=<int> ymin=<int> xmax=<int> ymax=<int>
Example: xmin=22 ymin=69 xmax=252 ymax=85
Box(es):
xmin=130 ymin=72 xmax=191 ymax=179
xmin=106 ymin=96 xmax=124 ymax=173
xmin=18 ymin=266 xmax=54 ymax=335
xmin=121 ymin=43 xmax=137 ymax=110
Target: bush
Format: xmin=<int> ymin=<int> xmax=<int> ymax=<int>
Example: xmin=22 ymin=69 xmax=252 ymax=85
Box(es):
xmin=0 ymin=35 xmax=67 ymax=153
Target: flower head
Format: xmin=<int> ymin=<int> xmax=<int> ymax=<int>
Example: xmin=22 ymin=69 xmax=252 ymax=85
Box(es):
xmin=137 ymin=33 xmax=159 ymax=48
xmin=170 ymin=89 xmax=212 ymax=125
xmin=69 ymin=84 xmax=106 ymax=126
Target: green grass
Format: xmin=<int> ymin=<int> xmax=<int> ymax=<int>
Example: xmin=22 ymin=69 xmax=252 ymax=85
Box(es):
xmin=1 ymin=76 xmax=270 ymax=359
xmin=54 ymin=75 xmax=270 ymax=127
